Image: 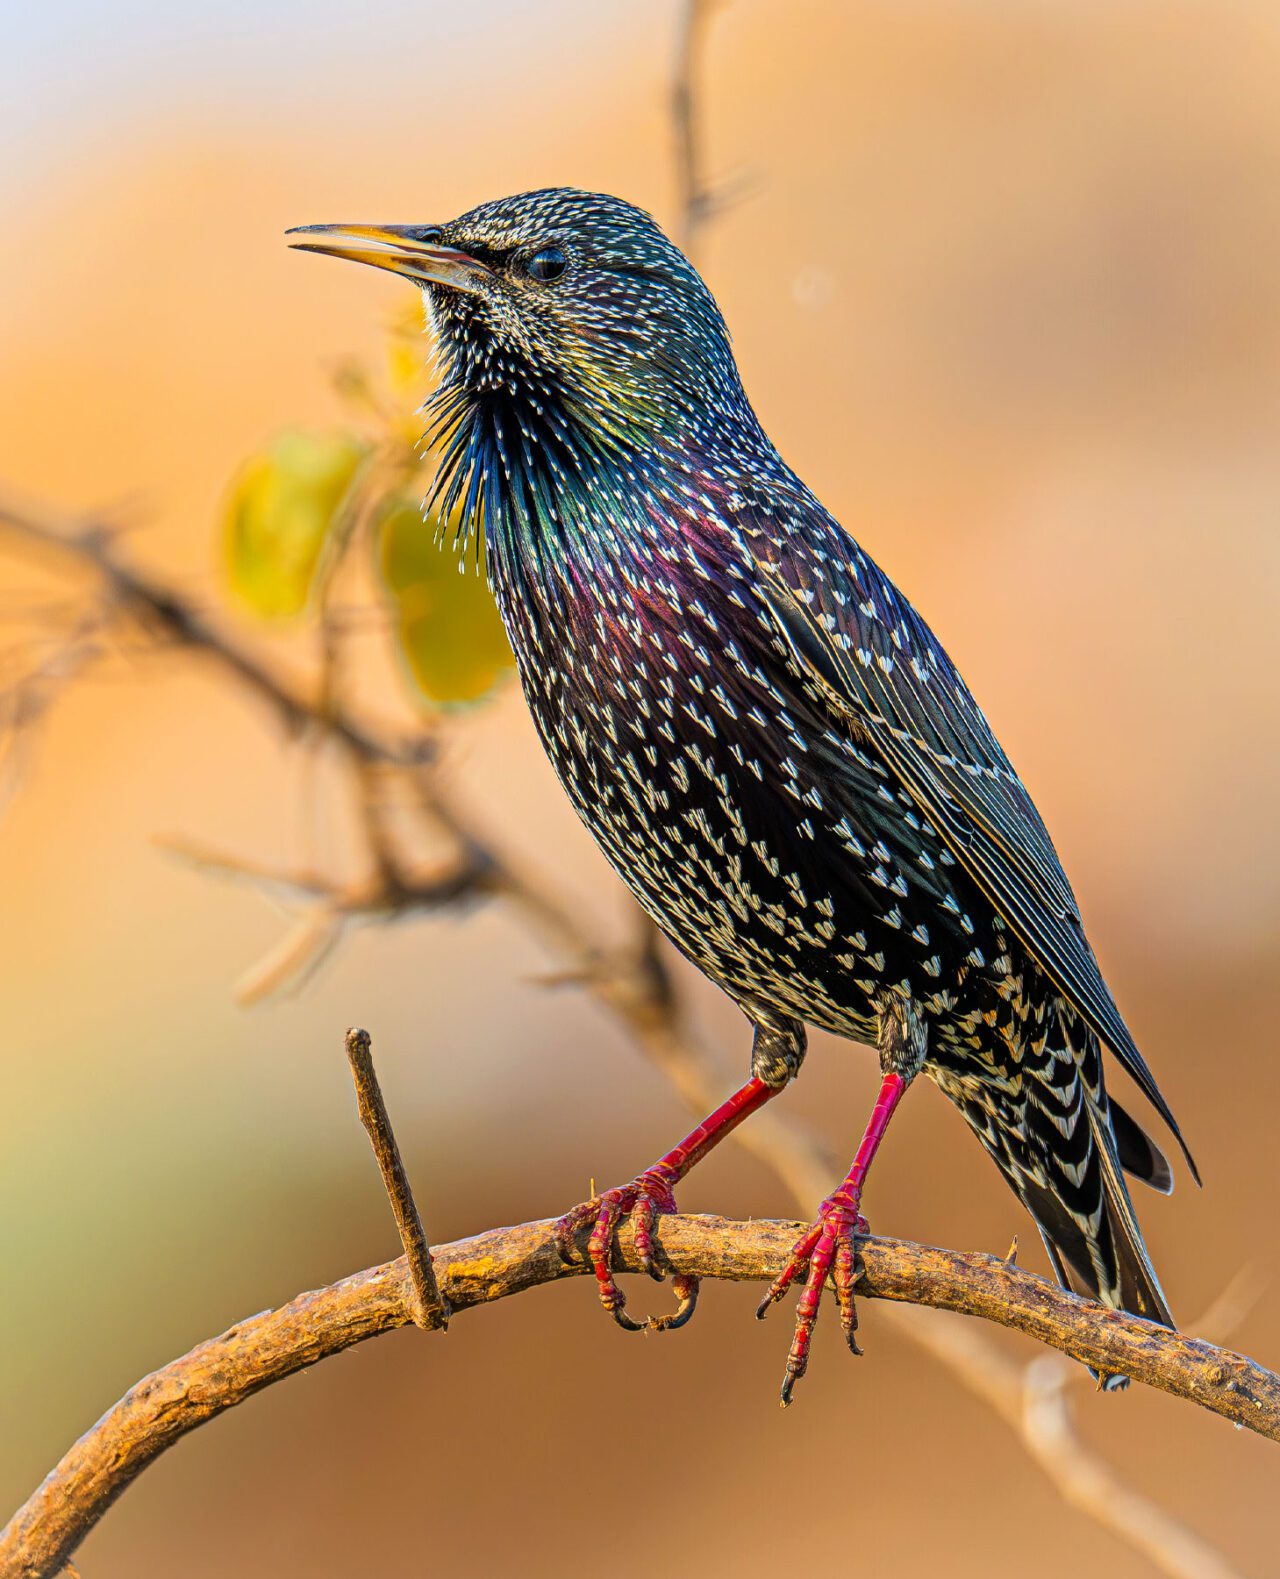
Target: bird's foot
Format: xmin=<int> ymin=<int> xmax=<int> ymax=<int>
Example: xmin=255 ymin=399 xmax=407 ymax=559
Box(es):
xmin=755 ymin=1190 xmax=869 ymax=1405
xmin=555 ymin=1164 xmax=699 ymax=1333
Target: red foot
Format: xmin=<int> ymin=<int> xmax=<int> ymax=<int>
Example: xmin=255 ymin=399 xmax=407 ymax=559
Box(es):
xmin=756 ymin=1189 xmax=869 ymax=1405
xmin=555 ymin=1165 xmax=699 ymax=1332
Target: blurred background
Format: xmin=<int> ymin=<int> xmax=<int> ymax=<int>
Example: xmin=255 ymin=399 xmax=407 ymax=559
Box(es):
xmin=3 ymin=1 xmax=1279 ymax=1574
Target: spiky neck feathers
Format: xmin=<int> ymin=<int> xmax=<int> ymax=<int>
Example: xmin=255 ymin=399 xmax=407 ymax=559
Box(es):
xmin=422 ymin=287 xmax=767 ymax=565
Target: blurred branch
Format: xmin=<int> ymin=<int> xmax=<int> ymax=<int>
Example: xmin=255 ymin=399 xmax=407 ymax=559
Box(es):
xmin=1021 ymin=1357 xmax=1245 ymax=1579
xmin=344 ymin=1026 xmax=448 ymax=1330
xmin=672 ymin=0 xmax=742 ymax=259
xmin=0 ymin=493 xmax=428 ymax=769
xmin=2 ymin=1211 xmax=1275 ymax=1579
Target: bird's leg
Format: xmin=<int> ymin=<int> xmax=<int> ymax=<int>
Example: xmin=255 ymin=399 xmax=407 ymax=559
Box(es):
xmin=556 ymin=1015 xmax=805 ymax=1331
xmin=758 ymin=1006 xmax=922 ymax=1404
xmin=755 ymin=1070 xmax=905 ymax=1396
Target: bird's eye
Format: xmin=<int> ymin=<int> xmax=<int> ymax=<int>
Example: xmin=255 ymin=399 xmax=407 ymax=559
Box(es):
xmin=525 ymin=246 xmax=567 ymax=282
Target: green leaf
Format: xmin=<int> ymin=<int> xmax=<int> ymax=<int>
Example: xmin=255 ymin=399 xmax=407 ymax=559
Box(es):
xmin=223 ymin=430 xmax=366 ymax=618
xmin=378 ymin=500 xmax=514 ymax=707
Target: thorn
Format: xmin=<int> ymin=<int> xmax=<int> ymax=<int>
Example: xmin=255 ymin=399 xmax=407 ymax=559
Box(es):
xmin=1004 ymin=1233 xmax=1019 ymax=1266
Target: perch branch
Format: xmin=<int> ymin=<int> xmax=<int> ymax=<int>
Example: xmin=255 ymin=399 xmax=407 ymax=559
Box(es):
xmin=2 ymin=1215 xmax=1275 ymax=1579
xmin=343 ymin=1026 xmax=448 ymax=1330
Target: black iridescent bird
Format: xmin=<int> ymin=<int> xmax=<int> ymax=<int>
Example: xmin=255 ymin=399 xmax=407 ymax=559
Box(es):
xmin=290 ymin=189 xmax=1195 ymax=1401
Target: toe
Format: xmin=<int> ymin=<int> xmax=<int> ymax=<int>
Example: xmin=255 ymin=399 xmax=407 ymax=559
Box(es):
xmin=554 ymin=1198 xmax=599 ymax=1265
xmin=832 ymin=1232 xmax=863 ymax=1356
xmin=779 ymin=1232 xmax=836 ymax=1404
xmin=630 ymin=1191 xmax=664 ymax=1281
xmin=757 ymin=1220 xmax=822 ymax=1319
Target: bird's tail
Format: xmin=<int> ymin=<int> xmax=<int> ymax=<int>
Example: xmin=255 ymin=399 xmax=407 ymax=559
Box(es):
xmin=1022 ymin=1095 xmax=1174 ymax=1387
xmin=948 ymin=1021 xmax=1175 ymax=1388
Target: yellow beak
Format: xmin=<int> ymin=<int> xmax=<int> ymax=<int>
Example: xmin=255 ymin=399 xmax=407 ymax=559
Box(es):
xmin=286 ymin=224 xmax=491 ymax=292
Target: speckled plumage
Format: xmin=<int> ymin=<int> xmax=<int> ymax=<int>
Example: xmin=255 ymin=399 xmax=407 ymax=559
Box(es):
xmin=298 ymin=189 xmax=1194 ymax=1348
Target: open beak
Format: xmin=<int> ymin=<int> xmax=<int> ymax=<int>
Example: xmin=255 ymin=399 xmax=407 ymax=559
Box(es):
xmin=286 ymin=224 xmax=491 ymax=292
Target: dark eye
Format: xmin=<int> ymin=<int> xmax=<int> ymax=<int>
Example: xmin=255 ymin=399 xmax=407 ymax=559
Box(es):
xmin=525 ymin=246 xmax=566 ymax=282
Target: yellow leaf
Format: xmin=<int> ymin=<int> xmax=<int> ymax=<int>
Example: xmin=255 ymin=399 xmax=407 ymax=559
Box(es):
xmin=223 ymin=430 xmax=366 ymax=618
xmin=379 ymin=500 xmax=514 ymax=707
xmin=387 ymin=335 xmax=426 ymax=403
xmin=386 ymin=303 xmax=432 ymax=447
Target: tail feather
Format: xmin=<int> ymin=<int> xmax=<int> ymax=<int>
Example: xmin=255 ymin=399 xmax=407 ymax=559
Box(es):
xmin=1082 ymin=1096 xmax=1175 ymax=1327
xmin=1110 ymin=1097 xmax=1174 ymax=1195
xmin=938 ymin=1017 xmax=1175 ymax=1391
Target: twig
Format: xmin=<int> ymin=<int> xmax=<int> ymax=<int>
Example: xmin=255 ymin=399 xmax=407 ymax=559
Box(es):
xmin=343 ymin=1027 xmax=448 ymax=1330
xmin=1190 ymin=1263 xmax=1269 ymax=1349
xmin=235 ymin=906 xmax=345 ymax=1005
xmin=1 ymin=1214 xmax=1275 ymax=1579
xmin=672 ymin=0 xmax=724 ymax=259
xmin=154 ymin=830 xmax=488 ymax=1002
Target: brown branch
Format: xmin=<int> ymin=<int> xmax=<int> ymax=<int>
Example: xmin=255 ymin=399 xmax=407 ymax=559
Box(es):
xmin=0 ymin=494 xmax=427 ymax=769
xmin=344 ymin=1027 xmax=448 ymax=1330
xmin=2 ymin=1215 xmax=1275 ymax=1579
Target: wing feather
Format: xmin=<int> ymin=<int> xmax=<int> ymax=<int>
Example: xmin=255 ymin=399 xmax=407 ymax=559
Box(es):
xmin=731 ymin=504 xmax=1197 ymax=1180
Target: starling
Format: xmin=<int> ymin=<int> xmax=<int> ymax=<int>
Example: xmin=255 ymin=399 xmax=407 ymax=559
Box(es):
xmin=290 ymin=190 xmax=1196 ymax=1402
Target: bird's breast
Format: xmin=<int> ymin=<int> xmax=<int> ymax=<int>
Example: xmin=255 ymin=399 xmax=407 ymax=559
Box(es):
xmin=483 ymin=505 xmax=991 ymax=1042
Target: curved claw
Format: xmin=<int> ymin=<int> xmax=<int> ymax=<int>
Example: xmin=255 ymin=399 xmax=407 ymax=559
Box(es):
xmin=649 ymin=1273 xmax=700 ymax=1332
xmin=555 ymin=1197 xmax=602 ymax=1267
xmin=555 ymin=1165 xmax=692 ymax=1333
xmin=610 ymin=1300 xmax=649 ymax=1333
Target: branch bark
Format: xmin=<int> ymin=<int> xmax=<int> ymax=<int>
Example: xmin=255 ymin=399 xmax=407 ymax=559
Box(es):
xmin=1 ymin=1215 xmax=1274 ymax=1579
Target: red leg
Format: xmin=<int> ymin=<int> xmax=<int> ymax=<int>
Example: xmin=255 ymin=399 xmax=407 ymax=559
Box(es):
xmin=757 ymin=1069 xmax=908 ymax=1404
xmin=557 ymin=1076 xmax=782 ymax=1330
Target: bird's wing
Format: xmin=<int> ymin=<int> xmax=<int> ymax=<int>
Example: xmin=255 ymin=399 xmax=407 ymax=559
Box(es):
xmin=726 ymin=492 xmax=1196 ymax=1178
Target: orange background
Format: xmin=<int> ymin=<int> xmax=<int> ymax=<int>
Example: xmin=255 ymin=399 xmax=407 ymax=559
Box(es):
xmin=2 ymin=3 xmax=1278 ymax=1574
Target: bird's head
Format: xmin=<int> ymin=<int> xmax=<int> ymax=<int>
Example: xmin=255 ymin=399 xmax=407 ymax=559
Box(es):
xmin=289 ymin=188 xmax=745 ymax=459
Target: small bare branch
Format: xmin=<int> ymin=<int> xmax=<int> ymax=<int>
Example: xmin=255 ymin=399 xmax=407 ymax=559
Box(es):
xmin=344 ymin=1027 xmax=448 ymax=1331
xmin=234 ymin=908 xmax=345 ymax=1006
xmin=672 ymin=0 xmax=737 ymax=260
